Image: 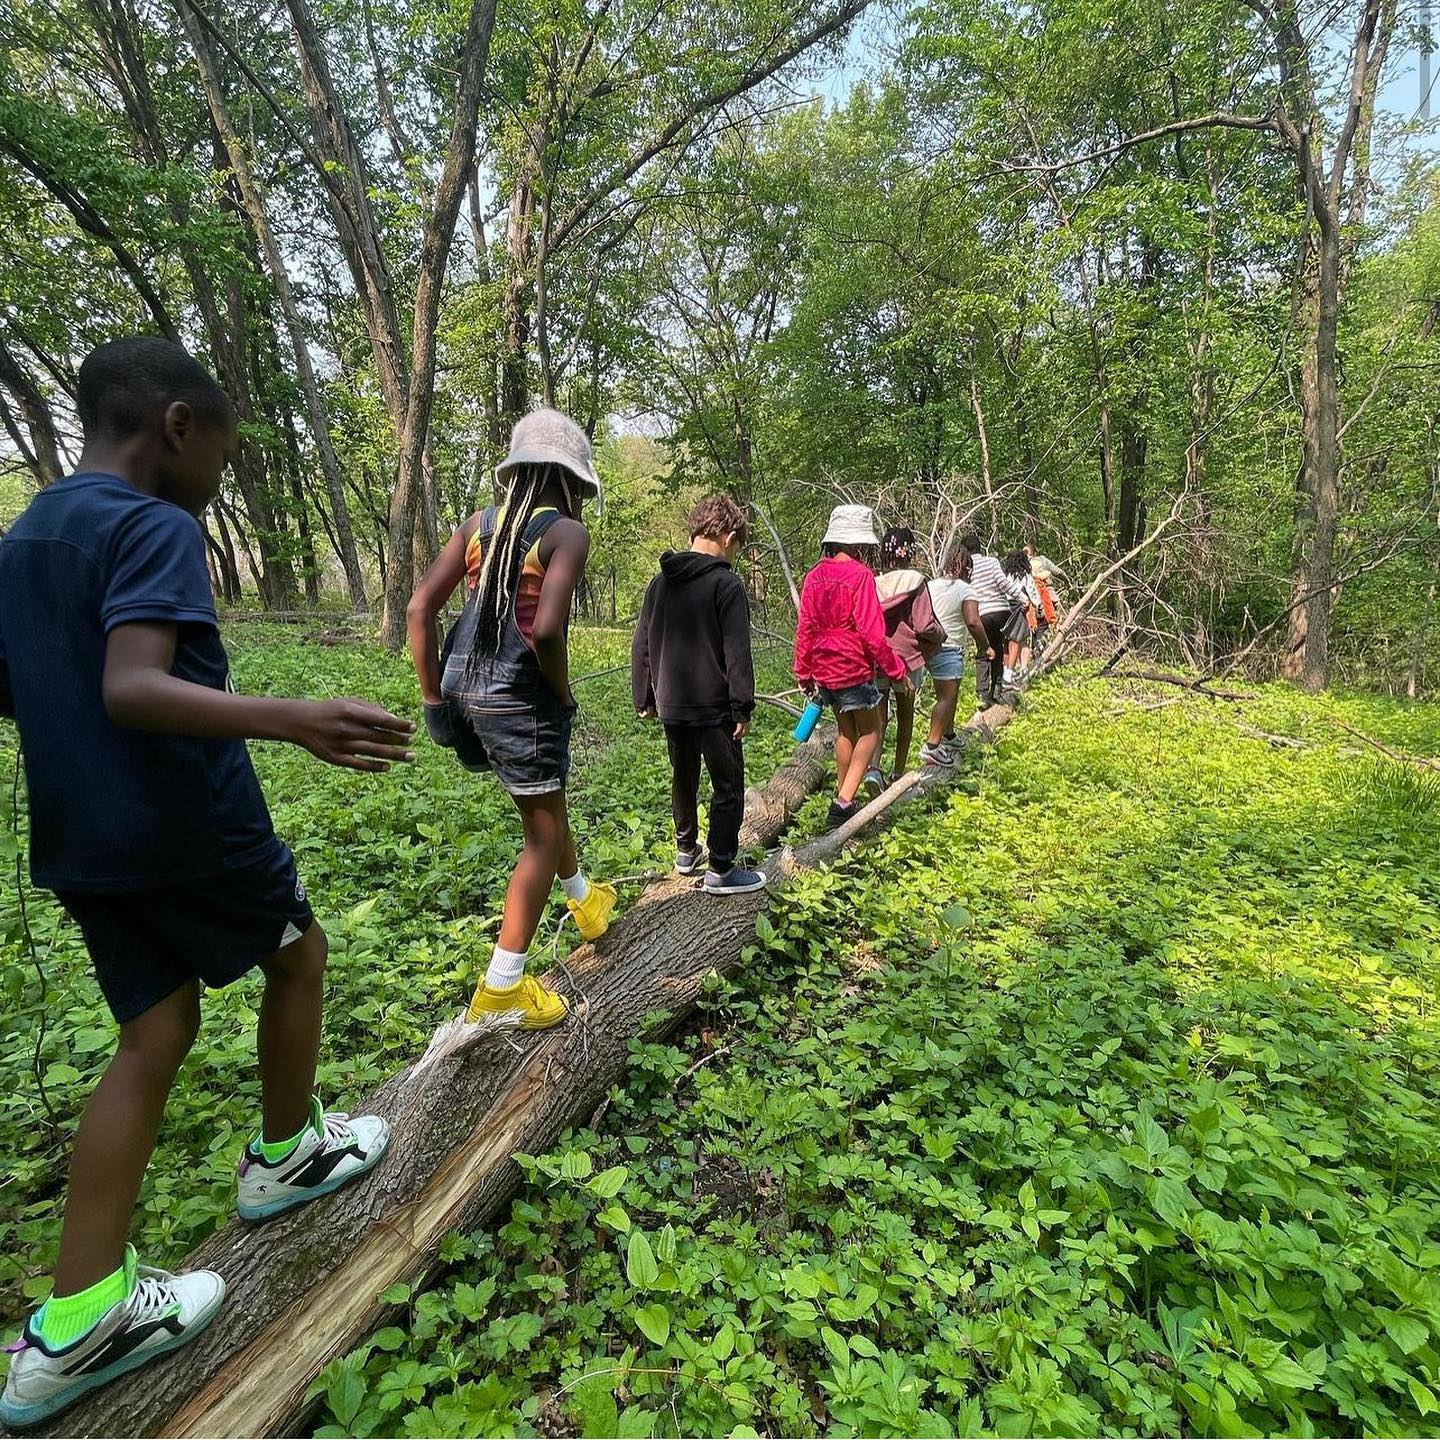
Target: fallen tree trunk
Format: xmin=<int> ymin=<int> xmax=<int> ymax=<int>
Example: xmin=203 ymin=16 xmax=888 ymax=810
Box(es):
xmin=1106 ymin=669 xmax=1256 ymax=702
xmin=25 ymin=703 xmax=1017 ymax=1439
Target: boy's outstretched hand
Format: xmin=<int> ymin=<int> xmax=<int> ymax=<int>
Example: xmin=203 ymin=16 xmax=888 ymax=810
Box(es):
xmin=289 ymin=699 xmax=416 ymax=772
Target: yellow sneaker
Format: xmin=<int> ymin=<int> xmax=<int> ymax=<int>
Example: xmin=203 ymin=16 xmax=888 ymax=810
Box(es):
xmin=566 ymin=880 xmax=617 ymax=941
xmin=465 ymin=975 xmax=569 ymax=1030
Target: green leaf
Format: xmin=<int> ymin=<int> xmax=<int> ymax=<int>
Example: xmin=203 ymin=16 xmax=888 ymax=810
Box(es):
xmin=1260 ymin=1354 xmax=1321 ymax=1391
xmin=626 ymin=1229 xmax=660 ymax=1290
xmin=632 ymin=1302 xmax=670 ymax=1346
xmin=327 ymin=1368 xmax=365 ymax=1428
xmin=347 ymin=896 xmax=379 ymax=924
xmin=598 ymin=1203 xmax=632 ymax=1233
xmin=589 ymin=1165 xmax=629 ymax=1199
xmin=378 ymin=1282 xmax=412 ymax=1306
xmin=821 ymin=1325 xmax=850 ymax=1369
xmin=942 ymin=904 xmax=972 ymax=931
xmin=566 ymin=1371 xmax=619 ymax=1439
xmin=1150 ymin=1176 xmax=1193 ymax=1227
xmin=1384 ymin=1311 xmax=1430 ymax=1356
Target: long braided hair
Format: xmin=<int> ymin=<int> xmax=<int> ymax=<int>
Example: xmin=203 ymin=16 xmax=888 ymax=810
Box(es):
xmin=463 ymin=461 xmax=576 ymax=681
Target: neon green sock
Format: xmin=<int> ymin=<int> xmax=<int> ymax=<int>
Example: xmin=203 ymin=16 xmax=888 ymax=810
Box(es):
xmin=35 ymin=1246 xmax=135 ymax=1348
xmin=252 ymin=1096 xmax=321 ymax=1163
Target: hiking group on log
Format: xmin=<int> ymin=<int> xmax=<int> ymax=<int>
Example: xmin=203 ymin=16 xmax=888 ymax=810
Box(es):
xmin=0 ymin=335 xmax=1060 ymax=1429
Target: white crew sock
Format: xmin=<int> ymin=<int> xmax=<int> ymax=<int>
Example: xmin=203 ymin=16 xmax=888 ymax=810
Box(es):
xmin=1003 ymin=666 xmax=1015 ymax=683
xmin=560 ymin=870 xmax=590 ymax=904
xmin=484 ymin=945 xmax=527 ymax=992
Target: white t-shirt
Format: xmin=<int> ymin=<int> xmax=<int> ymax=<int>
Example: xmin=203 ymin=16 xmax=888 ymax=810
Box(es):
xmin=928 ymin=578 xmax=975 ymax=648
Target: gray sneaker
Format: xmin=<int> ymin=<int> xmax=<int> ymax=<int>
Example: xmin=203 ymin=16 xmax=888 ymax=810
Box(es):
xmin=676 ymin=845 xmax=707 ymax=876
xmin=862 ymin=767 xmax=886 ymax=798
xmin=703 ymin=867 xmax=767 ymax=896
xmin=920 ymin=741 xmax=956 ymax=767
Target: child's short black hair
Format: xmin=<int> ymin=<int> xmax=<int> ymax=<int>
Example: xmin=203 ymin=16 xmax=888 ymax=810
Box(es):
xmin=958 ymin=529 xmax=983 ymax=555
xmin=77 ymin=337 xmax=233 ymax=440
xmin=689 ymin=494 xmax=747 ymax=546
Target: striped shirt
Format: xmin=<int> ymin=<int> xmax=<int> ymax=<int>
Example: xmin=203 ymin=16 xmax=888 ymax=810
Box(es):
xmin=968 ymin=553 xmax=1026 ymax=615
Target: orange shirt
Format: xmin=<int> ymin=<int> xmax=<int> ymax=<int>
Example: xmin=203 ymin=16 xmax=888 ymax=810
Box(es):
xmin=464 ymin=507 xmax=555 ymax=647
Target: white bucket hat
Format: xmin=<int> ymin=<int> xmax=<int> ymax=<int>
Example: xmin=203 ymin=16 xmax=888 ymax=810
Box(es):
xmin=497 ymin=407 xmax=604 ymax=512
xmin=823 ymin=504 xmax=880 ymax=547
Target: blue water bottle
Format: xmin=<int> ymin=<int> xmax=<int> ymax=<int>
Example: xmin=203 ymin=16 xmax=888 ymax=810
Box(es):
xmin=793 ymin=698 xmax=823 ymax=742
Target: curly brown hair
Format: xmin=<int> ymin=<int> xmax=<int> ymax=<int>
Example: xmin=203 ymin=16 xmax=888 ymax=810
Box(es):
xmin=688 ymin=493 xmax=747 ymax=545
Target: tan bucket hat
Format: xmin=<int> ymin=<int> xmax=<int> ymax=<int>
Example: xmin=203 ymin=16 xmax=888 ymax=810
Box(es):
xmin=497 ymin=408 xmax=604 ymax=509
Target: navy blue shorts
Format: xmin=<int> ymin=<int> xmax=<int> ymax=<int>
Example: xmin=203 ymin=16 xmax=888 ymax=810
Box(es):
xmin=55 ymin=843 xmax=315 ymax=1023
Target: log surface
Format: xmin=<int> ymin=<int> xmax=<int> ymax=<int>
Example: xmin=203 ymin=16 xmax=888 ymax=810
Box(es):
xmin=20 ymin=700 xmax=1019 ymax=1439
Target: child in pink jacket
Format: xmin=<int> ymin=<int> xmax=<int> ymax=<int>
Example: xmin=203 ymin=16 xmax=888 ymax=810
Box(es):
xmin=795 ymin=505 xmax=911 ymax=829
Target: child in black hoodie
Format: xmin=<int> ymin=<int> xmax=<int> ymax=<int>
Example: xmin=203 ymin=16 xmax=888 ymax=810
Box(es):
xmin=632 ymin=495 xmax=765 ymax=895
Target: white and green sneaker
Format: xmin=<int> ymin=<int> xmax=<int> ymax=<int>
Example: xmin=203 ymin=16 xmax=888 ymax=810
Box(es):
xmin=1 ymin=1247 xmax=224 ymax=1428
xmin=237 ymin=1096 xmax=390 ymax=1221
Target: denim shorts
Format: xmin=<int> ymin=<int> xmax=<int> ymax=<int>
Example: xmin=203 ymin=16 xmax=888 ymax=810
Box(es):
xmin=56 ymin=842 xmax=314 ymax=1022
xmin=437 ymin=692 xmax=574 ymax=797
xmin=927 ymin=647 xmax=965 ymax=682
xmin=875 ymin=664 xmax=925 ymax=697
xmin=816 ymin=680 xmax=882 ymax=714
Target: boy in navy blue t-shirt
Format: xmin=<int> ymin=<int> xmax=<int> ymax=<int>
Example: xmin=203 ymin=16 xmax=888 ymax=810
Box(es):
xmin=0 ymin=338 xmax=416 ymax=1426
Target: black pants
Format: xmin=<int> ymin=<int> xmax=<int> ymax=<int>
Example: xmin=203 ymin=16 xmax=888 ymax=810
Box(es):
xmin=976 ymin=610 xmax=1009 ymax=706
xmin=664 ymin=724 xmax=745 ymax=873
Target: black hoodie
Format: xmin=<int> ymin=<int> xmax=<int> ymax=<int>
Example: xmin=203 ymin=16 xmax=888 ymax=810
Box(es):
xmin=631 ymin=550 xmax=755 ymax=727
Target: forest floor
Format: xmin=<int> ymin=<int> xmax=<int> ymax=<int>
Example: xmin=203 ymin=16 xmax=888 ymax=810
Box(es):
xmin=3 ymin=630 xmax=1440 ymax=1437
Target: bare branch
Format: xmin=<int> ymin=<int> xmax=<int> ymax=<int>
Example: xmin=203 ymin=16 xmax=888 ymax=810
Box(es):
xmin=1000 ymin=112 xmax=1275 ymax=176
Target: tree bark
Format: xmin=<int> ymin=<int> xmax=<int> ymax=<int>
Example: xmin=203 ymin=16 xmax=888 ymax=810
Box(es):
xmin=177 ymin=0 xmax=369 ymax=610
xmin=0 ymin=336 xmax=63 ymax=485
xmin=501 ymin=164 xmax=537 ymax=423
xmin=379 ymin=0 xmax=500 ymax=649
xmin=1272 ymin=0 xmax=1395 ymax=691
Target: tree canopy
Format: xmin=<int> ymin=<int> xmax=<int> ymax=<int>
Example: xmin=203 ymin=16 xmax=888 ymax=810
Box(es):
xmin=0 ymin=0 xmax=1435 ymax=691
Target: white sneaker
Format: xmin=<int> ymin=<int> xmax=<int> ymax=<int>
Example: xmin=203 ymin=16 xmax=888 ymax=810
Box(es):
xmin=1 ymin=1246 xmax=224 ymax=1427
xmin=237 ymin=1096 xmax=390 ymax=1221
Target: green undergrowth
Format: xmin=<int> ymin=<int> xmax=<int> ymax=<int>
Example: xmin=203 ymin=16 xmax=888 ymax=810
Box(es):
xmin=0 ymin=625 xmax=796 ymax=1324
xmin=306 ymin=677 xmax=1440 ymax=1438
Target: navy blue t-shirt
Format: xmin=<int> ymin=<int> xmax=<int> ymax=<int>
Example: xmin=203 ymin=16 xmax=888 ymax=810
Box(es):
xmin=0 ymin=472 xmax=278 ymax=892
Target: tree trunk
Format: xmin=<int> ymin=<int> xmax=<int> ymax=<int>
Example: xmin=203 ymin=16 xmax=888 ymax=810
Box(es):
xmin=378 ymin=0 xmax=499 ymax=649
xmin=970 ymin=371 xmax=997 ymax=540
xmin=12 ymin=691 xmax=1024 ymax=1440
xmin=0 ymin=336 xmax=63 ymax=485
xmin=1409 ymin=567 xmax=1437 ymax=699
xmin=1116 ymin=415 xmax=1147 ymax=554
xmin=500 ymin=167 xmax=537 ymax=423
xmin=209 ymin=504 xmax=243 ymax=605
xmin=177 ymin=0 xmax=369 ymax=610
xmin=1299 ymin=217 xmax=1344 ymax=693
xmin=1283 ymin=216 xmax=1343 ymax=692
xmin=285 ymin=0 xmax=410 ymax=426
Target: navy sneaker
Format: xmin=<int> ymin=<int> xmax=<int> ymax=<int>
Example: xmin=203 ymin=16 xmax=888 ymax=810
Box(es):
xmin=703 ymin=867 xmax=767 ymax=895
xmin=676 ymin=845 xmax=707 ymax=876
